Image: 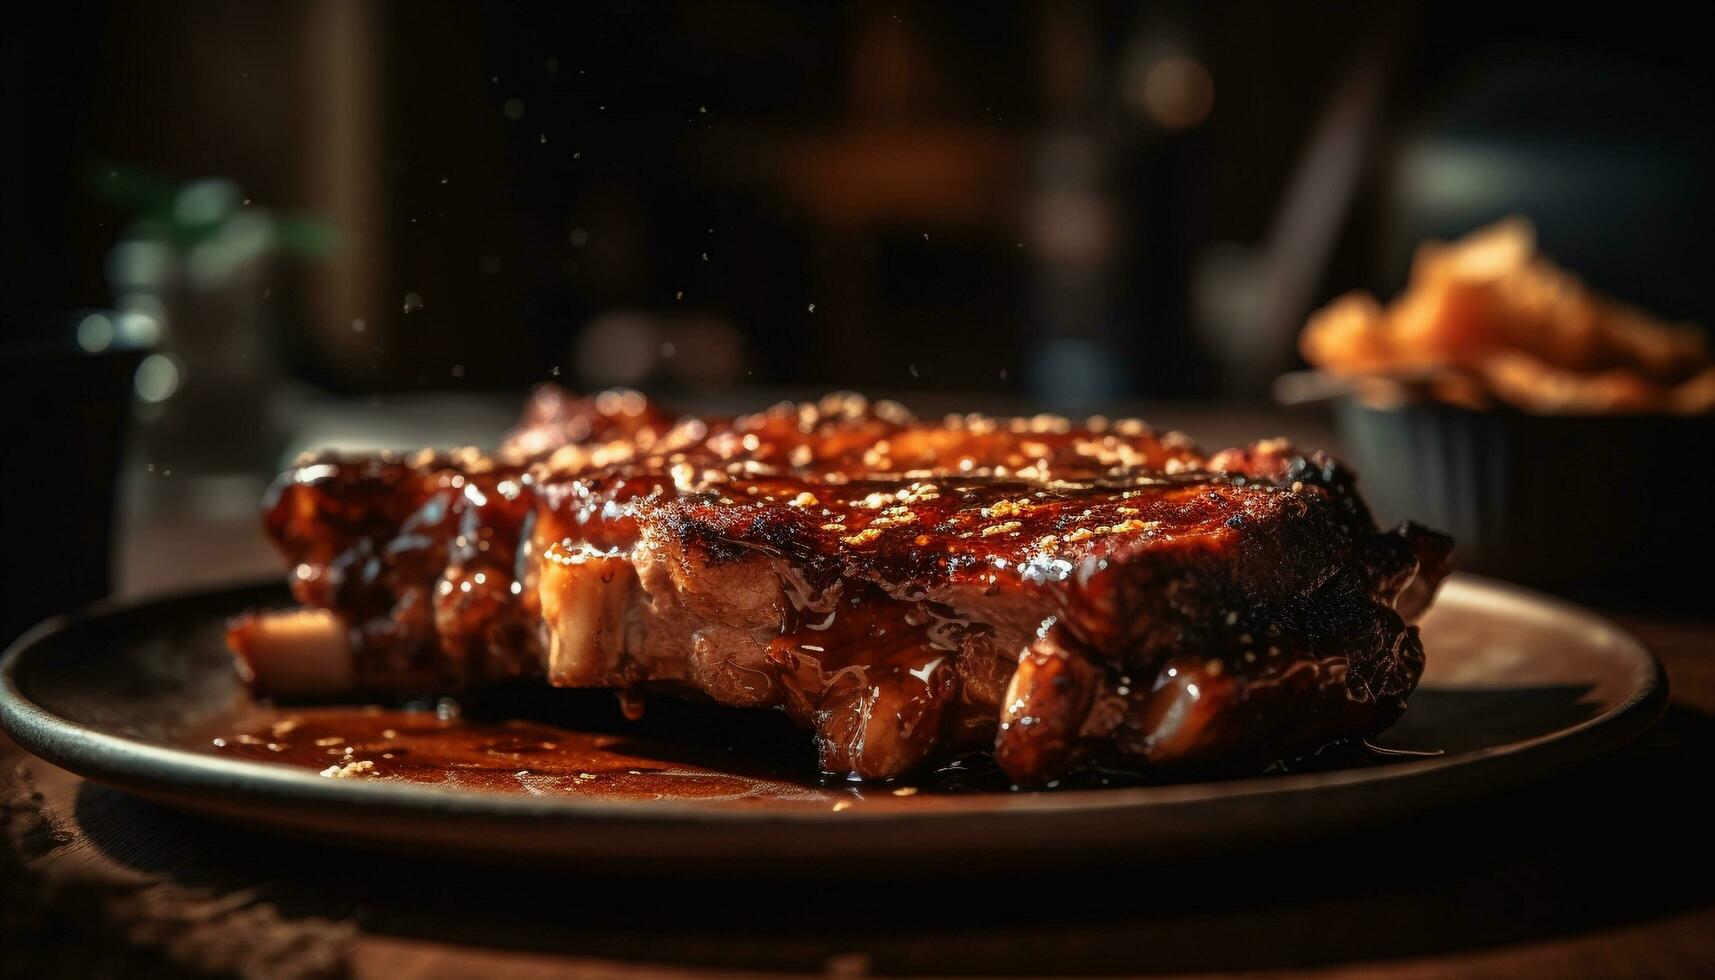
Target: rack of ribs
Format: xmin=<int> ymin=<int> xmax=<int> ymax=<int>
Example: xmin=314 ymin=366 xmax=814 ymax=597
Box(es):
xmin=229 ymin=387 xmax=1451 ymax=785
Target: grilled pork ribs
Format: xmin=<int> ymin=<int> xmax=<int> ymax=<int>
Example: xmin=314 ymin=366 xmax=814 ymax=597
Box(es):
xmin=230 ymin=387 xmax=1451 ymax=785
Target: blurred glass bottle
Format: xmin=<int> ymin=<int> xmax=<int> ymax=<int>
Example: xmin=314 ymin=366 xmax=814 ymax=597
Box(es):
xmin=96 ymin=171 xmax=335 ymax=506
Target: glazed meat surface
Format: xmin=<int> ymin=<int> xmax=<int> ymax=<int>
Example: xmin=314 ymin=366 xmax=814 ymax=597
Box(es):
xmin=233 ymin=387 xmax=1451 ymax=785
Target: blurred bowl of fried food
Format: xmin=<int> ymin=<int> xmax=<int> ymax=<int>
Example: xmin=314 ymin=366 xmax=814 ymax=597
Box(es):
xmin=1286 ymin=218 xmax=1714 ymax=597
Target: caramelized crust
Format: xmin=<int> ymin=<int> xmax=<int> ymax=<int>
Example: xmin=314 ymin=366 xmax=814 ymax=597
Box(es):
xmin=236 ymin=387 xmax=1451 ymax=785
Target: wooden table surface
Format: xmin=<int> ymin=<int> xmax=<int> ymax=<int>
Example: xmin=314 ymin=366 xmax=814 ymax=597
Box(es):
xmin=5 ymin=402 xmax=1714 ymax=979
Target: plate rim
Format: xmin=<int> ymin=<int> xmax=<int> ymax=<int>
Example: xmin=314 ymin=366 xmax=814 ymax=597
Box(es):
xmin=0 ymin=574 xmax=1670 ymax=828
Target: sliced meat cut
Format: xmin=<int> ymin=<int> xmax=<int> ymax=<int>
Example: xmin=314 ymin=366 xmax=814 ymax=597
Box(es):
xmin=231 ymin=388 xmax=1451 ymax=785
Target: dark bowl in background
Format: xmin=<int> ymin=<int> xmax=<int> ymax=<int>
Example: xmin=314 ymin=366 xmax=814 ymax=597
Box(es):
xmin=1334 ymin=397 xmax=1714 ymax=607
xmin=0 ymin=331 xmax=145 ymax=646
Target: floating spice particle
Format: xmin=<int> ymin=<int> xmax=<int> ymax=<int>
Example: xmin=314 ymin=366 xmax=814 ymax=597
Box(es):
xmin=832 ymin=800 xmax=854 ymax=812
xmin=789 ymin=491 xmax=819 ymax=508
xmin=313 ymin=736 xmax=343 ymax=747
xmin=1064 ymin=527 xmax=1095 ymax=542
xmin=982 ymin=521 xmax=1022 ymax=537
xmin=840 ymin=528 xmax=884 ymax=546
xmin=820 ymin=522 xmax=847 ymax=532
xmin=892 ymin=786 xmax=919 ymax=797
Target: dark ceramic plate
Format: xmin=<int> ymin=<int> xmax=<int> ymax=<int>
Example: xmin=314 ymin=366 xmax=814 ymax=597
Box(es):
xmin=0 ymin=576 xmax=1665 ymax=873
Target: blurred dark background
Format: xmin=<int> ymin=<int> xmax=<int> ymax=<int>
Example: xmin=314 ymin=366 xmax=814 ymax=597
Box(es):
xmin=7 ymin=0 xmax=1711 ymax=400
xmin=3 ymin=1 xmax=1713 ymax=631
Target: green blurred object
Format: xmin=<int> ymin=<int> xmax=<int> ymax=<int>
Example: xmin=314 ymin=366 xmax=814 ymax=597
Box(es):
xmin=87 ymin=166 xmax=339 ymax=488
xmin=86 ymin=165 xmax=339 ymax=259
